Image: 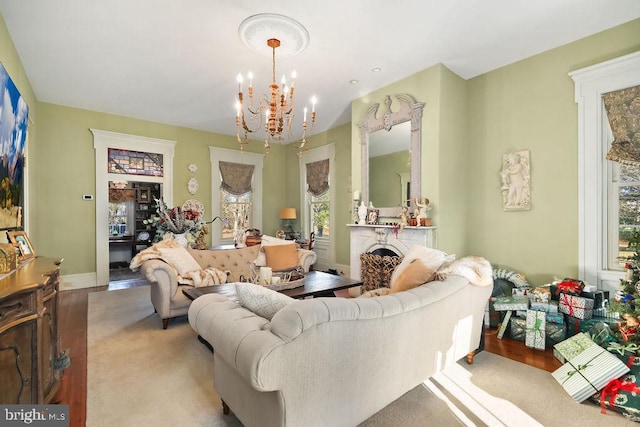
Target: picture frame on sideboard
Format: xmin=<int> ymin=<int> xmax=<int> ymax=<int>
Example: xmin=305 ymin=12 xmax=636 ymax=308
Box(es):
xmin=7 ymin=230 xmax=36 ymax=261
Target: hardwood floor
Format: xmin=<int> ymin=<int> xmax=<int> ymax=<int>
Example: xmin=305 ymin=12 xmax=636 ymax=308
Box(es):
xmin=53 ymin=282 xmax=561 ymax=427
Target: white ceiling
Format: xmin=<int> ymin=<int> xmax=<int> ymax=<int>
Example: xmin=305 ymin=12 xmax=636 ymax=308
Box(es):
xmin=1 ymin=0 xmax=639 ymax=142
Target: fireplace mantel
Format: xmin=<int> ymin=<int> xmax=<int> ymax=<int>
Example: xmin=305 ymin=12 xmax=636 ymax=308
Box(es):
xmin=348 ymin=224 xmax=437 ymax=280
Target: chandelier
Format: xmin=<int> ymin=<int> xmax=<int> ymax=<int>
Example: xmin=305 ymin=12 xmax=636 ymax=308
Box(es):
xmin=235 ymin=33 xmax=317 ymax=154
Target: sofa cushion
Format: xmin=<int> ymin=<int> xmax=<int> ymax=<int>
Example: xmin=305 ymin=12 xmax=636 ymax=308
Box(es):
xmin=156 ymin=245 xmax=202 ymax=276
xmin=262 ymin=243 xmax=299 ymax=272
xmin=390 ymin=245 xmax=454 ymax=287
xmin=235 ymin=283 xmax=294 ymax=320
xmin=389 ymin=259 xmax=436 ymax=294
xmin=255 ymin=235 xmax=293 ymax=266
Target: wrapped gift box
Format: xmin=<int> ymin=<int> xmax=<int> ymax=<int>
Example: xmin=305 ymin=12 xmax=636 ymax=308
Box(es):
xmin=530 ymin=286 xmax=552 ymax=303
xmin=591 ymin=349 xmax=640 ymax=416
xmin=509 ymin=316 xmax=526 ymax=341
xmin=545 ymin=322 xmax=566 ymax=346
xmin=552 ymin=332 xmax=595 ymax=364
xmin=530 ymin=300 xmax=559 ymax=313
xmin=493 ymin=295 xmax=529 ymax=311
xmin=559 ymin=293 xmax=594 ymax=320
xmin=525 ymin=310 xmax=546 ymax=350
xmin=552 ymin=344 xmax=630 ymax=403
xmin=579 ymin=290 xmax=609 ymax=310
xmin=546 ymin=312 xmax=564 ymax=324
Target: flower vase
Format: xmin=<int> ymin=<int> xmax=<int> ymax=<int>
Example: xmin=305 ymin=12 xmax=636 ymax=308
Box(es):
xmin=173 ymin=232 xmax=189 ymax=248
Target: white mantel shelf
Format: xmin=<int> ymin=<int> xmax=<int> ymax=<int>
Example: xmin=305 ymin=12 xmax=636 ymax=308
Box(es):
xmin=347 ymin=224 xmax=437 ymax=230
xmin=348 ymin=223 xmax=438 ymax=280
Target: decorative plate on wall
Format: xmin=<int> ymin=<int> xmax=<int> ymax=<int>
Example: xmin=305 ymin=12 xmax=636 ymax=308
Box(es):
xmin=187 ymin=177 xmax=199 ymax=194
xmin=182 ymin=199 xmax=205 ymax=216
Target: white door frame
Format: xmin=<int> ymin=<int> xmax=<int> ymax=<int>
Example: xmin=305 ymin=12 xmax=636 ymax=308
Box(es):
xmin=92 ymin=129 xmax=176 ymax=286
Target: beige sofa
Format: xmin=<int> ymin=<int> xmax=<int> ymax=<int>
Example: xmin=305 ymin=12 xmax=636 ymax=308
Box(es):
xmin=188 ymin=273 xmax=491 ymax=426
xmin=137 ymin=244 xmax=317 ymax=329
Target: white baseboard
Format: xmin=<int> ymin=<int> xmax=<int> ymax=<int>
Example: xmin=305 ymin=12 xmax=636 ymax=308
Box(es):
xmin=60 ymin=272 xmax=101 ymax=290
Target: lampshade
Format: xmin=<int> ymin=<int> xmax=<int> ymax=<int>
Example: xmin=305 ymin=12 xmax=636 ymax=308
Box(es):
xmin=279 ymin=207 xmax=297 ymax=220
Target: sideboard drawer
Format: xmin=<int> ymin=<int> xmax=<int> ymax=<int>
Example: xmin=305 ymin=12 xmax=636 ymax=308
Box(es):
xmin=0 ymin=291 xmax=36 ymax=330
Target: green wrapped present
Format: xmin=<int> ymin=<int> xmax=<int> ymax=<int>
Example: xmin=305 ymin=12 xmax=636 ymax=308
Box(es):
xmin=545 ymin=322 xmax=567 ymax=346
xmin=509 ymin=317 xmax=526 ymax=341
xmin=590 ymin=348 xmax=640 ymax=418
xmin=552 ymin=344 xmax=630 ymax=402
xmin=553 ymin=332 xmax=595 ymax=364
xmin=525 ymin=310 xmax=546 ymax=350
xmin=510 ymin=317 xmax=565 ymax=346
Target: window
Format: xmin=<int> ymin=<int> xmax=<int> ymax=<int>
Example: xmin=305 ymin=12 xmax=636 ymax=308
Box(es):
xmin=609 ymin=162 xmax=640 ymax=269
xmin=209 ymin=148 xmax=263 ymax=246
xmin=571 ymin=51 xmax=640 ymax=290
xmin=221 ymin=191 xmax=252 ymax=239
xmin=309 ymin=191 xmax=330 ymax=237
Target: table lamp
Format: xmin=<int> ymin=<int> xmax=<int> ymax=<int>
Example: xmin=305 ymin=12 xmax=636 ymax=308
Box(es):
xmin=279 ymin=207 xmax=297 ymax=239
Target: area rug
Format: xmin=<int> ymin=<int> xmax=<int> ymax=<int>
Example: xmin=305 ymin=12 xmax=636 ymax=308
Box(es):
xmin=87 ymin=286 xmax=634 ymax=426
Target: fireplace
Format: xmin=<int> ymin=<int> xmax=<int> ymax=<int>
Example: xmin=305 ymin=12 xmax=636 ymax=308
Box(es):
xmin=348 ymin=224 xmax=437 ymax=281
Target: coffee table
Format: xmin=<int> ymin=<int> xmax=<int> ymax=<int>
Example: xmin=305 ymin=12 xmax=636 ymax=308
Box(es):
xmin=183 ymin=270 xmax=362 ymax=302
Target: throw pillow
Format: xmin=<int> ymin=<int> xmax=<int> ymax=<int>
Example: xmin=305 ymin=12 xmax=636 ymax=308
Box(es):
xmin=389 ymin=259 xmax=436 ymax=294
xmin=156 ymin=245 xmax=201 ymax=276
xmin=262 ymin=243 xmax=299 ymax=272
xmin=390 ymin=245 xmax=454 ymax=287
xmin=255 ymin=235 xmax=293 ymax=266
xmin=235 ymin=283 xmax=294 ymax=320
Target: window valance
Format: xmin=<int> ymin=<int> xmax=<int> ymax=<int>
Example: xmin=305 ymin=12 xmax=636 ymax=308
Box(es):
xmin=306 ymin=159 xmax=330 ymax=196
xmin=604 ymin=85 xmax=640 ymax=165
xmin=219 ymin=161 xmax=254 ymax=195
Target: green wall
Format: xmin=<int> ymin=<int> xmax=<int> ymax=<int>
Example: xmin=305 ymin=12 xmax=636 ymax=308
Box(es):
xmin=466 ymin=18 xmax=640 ymax=285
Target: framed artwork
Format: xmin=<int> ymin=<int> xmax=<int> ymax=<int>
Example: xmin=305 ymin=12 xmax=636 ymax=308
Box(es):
xmin=7 ymin=230 xmax=35 ymax=261
xmin=366 ymin=209 xmax=379 ymax=225
xmin=0 ymin=62 xmax=28 ymax=230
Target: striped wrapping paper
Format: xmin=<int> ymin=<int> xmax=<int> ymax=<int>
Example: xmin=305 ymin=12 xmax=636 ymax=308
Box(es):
xmin=552 ymin=344 xmax=629 ymax=402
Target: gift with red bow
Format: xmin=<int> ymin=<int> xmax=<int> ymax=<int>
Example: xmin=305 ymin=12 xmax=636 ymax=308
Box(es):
xmin=554 ymin=278 xmax=585 ymax=296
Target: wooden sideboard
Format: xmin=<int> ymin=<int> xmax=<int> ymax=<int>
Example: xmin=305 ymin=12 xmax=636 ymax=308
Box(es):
xmin=0 ymin=257 xmax=64 ymax=404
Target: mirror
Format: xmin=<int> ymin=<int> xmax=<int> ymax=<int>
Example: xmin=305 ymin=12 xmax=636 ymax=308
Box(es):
xmin=368 ymin=121 xmax=411 ymax=207
xmin=359 ymin=94 xmax=424 ymax=212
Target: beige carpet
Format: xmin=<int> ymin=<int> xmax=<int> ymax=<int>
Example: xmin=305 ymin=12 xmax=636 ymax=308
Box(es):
xmin=87 ymin=286 xmax=635 ymax=427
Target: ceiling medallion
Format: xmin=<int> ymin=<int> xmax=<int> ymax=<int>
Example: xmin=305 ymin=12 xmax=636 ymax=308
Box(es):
xmin=238 ymin=14 xmax=309 ymax=58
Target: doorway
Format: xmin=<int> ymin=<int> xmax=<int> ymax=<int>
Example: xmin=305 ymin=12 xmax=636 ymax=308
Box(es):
xmin=92 ymin=129 xmax=176 ymax=287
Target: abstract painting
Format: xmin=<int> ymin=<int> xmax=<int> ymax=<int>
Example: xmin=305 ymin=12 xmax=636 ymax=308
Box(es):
xmin=0 ymin=61 xmax=28 ymax=229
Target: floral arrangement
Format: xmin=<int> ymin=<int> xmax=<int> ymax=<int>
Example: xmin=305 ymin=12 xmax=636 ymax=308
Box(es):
xmin=145 ymin=198 xmax=206 ymax=245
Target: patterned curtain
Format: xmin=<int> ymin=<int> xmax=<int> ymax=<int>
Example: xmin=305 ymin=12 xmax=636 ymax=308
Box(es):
xmin=219 ymin=161 xmax=254 ymax=195
xmin=306 ymin=159 xmax=329 ymax=196
xmin=604 ymin=85 xmax=640 ymax=165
